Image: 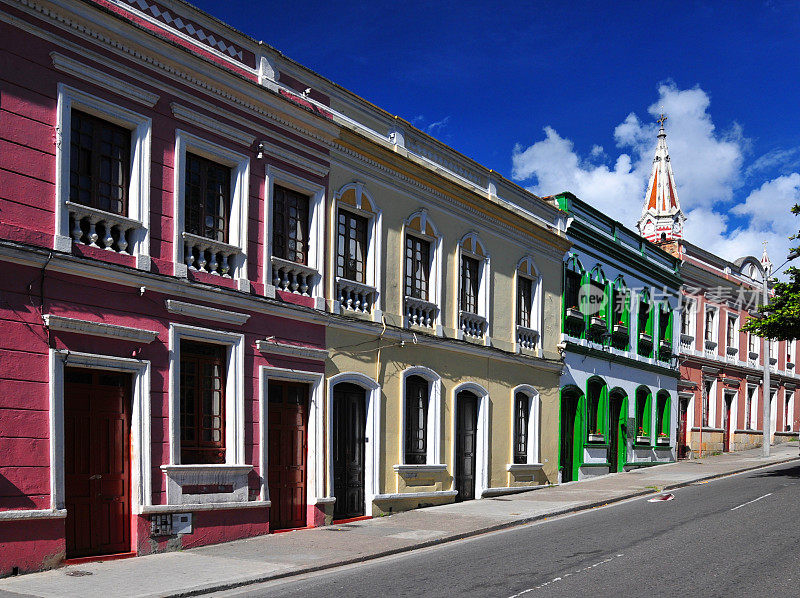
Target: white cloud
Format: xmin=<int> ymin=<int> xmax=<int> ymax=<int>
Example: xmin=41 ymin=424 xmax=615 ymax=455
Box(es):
xmin=511 ymin=82 xmax=797 ymax=269
xmin=426 ymin=115 xmax=451 ymax=135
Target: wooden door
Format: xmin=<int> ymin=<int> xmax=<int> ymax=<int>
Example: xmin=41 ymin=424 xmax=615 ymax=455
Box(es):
xmin=678 ymin=398 xmax=689 ymax=459
xmin=454 ymin=391 xmax=479 ymax=502
xmin=560 ymin=393 xmax=583 ymax=482
xmin=268 ymin=381 xmax=308 ymax=530
xmin=64 ymin=369 xmax=131 ymax=558
xmin=608 ymin=394 xmax=627 ymax=473
xmin=723 ymin=395 xmax=732 ymax=452
xmin=332 ymin=383 xmax=366 ymax=520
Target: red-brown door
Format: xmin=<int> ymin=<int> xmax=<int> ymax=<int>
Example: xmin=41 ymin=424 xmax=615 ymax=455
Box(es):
xmin=723 ymin=395 xmax=732 ymax=452
xmin=268 ymin=381 xmax=308 ymax=530
xmin=678 ymin=398 xmax=689 ymax=459
xmin=64 ymin=369 xmax=131 ymax=558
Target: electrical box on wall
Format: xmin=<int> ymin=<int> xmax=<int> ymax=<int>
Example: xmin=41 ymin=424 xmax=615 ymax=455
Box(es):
xmin=172 ymin=513 xmax=193 ymax=535
xmin=150 ymin=514 xmax=172 ymax=536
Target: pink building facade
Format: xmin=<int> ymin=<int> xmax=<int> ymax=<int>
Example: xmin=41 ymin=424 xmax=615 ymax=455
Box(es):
xmin=672 ymin=242 xmax=799 ymax=456
xmin=0 ymin=0 xmax=334 ymax=574
xmin=635 ymin=118 xmax=799 ymax=457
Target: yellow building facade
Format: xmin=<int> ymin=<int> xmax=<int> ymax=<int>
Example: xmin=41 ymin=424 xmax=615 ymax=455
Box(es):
xmin=322 ymin=125 xmax=570 ymax=517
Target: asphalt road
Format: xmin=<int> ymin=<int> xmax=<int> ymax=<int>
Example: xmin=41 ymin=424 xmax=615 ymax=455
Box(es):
xmin=211 ymin=462 xmax=800 ymax=598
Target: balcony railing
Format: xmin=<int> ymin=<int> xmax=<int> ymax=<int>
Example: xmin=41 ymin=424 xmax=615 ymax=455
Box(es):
xmin=460 ymin=311 xmax=488 ymax=339
xmin=337 ymin=278 xmax=376 ymax=314
xmin=405 ymin=296 xmax=438 ymax=329
xmin=183 ymin=232 xmax=241 ymax=277
xmin=516 ymin=324 xmax=539 ymax=352
xmin=271 ymin=256 xmax=317 ymax=297
xmin=68 ymin=201 xmax=142 ymax=254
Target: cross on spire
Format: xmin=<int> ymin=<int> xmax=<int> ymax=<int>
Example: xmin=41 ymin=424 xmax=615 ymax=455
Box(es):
xmin=657 ymin=112 xmax=668 ymax=127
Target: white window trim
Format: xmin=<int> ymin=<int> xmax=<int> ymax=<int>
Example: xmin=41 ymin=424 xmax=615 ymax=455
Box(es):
xmin=785 ymin=390 xmax=795 ymax=431
xmin=400 ymin=366 xmax=443 ymax=466
xmin=54 ymin=83 xmax=152 ymax=270
xmin=49 ymin=349 xmax=152 ymax=513
xmin=704 ymin=377 xmax=717 ymax=428
xmin=723 ymin=390 xmax=738 ymax=449
xmin=456 ymin=233 xmax=491 ymax=343
xmin=172 ymin=129 xmax=250 ymax=290
xmin=326 ymin=372 xmax=382 ymax=515
xmin=403 ymin=210 xmax=443 ymax=335
xmin=786 ymin=340 xmax=795 ymax=366
xmin=168 ymin=323 xmax=246 ymax=467
xmin=726 ymin=313 xmax=739 ymax=351
xmin=704 ymin=306 xmax=719 ymax=346
xmin=516 ymin=257 xmax=542 ymax=354
xmin=681 ymin=297 xmax=697 ymax=344
xmin=746 ymin=384 xmax=759 ymax=430
xmin=333 ymin=183 xmax=383 ymax=320
xmin=451 ymin=382 xmax=490 ymax=499
xmin=259 ymin=366 xmax=325 ymax=505
xmin=770 ymin=389 xmax=778 ymax=437
xmin=264 ymin=164 xmax=326 ymax=307
xmin=748 ymin=332 xmax=761 ymax=358
xmin=510 ymin=385 xmax=541 ymax=466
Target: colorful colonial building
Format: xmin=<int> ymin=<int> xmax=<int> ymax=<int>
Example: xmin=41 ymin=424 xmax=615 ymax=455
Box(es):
xmin=636 ymin=120 xmax=800 ymax=457
xmin=555 ymin=191 xmax=681 ymax=482
xmin=0 ymin=0 xmax=570 ymax=574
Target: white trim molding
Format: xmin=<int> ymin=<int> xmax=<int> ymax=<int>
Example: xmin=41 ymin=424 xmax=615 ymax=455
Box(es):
xmin=400 ymin=366 xmax=443 ymax=465
xmin=403 ymin=210 xmax=444 ymax=335
xmin=456 ymin=232 xmax=491 ymax=344
xmin=373 ymin=490 xmax=457 ymax=501
xmin=165 ymin=299 xmax=250 ymax=326
xmin=0 ymin=508 xmax=67 ymax=521
xmin=260 ymin=139 xmax=329 ymax=177
xmin=172 ymin=129 xmax=250 ymax=289
xmin=171 ymin=103 xmax=256 ymax=147
xmin=54 ymin=83 xmax=152 ymax=270
xmin=256 ymin=339 xmax=328 ymax=361
xmin=49 ymin=349 xmax=152 ymax=514
xmin=43 ymin=314 xmax=159 ymax=343
xmin=259 ymin=366 xmax=325 ymax=506
xmin=264 ymin=164 xmax=326 ymax=303
xmin=452 ymin=382 xmax=490 ymax=500
xmin=161 ymin=464 xmax=252 ymax=505
xmin=512 ymin=384 xmax=541 ymax=465
xmin=327 ymin=372 xmax=382 ymax=515
xmin=167 ymin=323 xmax=246 ymax=469
xmin=51 ymin=52 xmax=159 ymax=107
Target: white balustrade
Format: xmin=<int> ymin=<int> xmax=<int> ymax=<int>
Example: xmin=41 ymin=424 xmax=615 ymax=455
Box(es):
xmin=405 ymin=296 xmax=438 ymax=329
xmin=460 ymin=311 xmax=488 ymax=339
xmin=336 ymin=278 xmax=376 ymax=314
xmin=182 ymin=231 xmax=241 ymax=277
xmin=67 ymin=201 xmax=141 ymax=255
xmin=271 ymin=256 xmax=317 ymax=296
xmin=516 ymin=325 xmax=539 ymax=351
xmin=679 ymin=334 xmax=695 ymax=352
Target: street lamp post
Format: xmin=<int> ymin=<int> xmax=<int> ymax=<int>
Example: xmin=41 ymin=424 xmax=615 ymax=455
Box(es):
xmin=761 ymin=262 xmax=772 ymax=458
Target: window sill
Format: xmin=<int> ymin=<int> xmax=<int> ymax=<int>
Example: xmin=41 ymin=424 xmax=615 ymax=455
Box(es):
xmin=393 ymin=464 xmax=448 ymax=476
xmin=161 ymin=464 xmax=252 ymax=505
xmin=506 ymin=463 xmax=544 ymax=473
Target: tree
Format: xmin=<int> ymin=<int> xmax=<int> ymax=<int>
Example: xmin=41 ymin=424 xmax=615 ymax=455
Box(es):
xmin=742 ymin=204 xmax=800 ymax=340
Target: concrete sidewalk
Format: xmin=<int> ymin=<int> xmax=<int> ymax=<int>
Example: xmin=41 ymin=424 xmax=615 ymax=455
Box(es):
xmin=2 ymin=443 xmax=798 ymax=598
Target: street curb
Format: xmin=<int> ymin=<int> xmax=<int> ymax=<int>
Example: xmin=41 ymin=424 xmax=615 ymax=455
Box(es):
xmin=159 ymin=454 xmax=800 ymax=598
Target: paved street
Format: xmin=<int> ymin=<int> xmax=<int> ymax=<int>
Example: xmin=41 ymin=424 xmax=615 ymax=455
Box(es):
xmin=212 ymin=461 xmax=800 ymax=598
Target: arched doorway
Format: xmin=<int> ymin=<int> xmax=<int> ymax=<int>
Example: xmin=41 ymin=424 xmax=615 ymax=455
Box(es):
xmin=560 ymin=386 xmax=584 ymax=482
xmin=608 ymin=389 xmax=628 ymax=473
xmin=332 ymin=382 xmax=367 ymax=519
xmin=454 ymin=389 xmax=479 ymax=501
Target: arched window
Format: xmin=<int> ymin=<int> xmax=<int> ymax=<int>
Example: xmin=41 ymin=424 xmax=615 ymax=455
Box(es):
xmin=563 ymin=254 xmax=585 ymax=337
xmin=635 ymin=386 xmax=652 ymax=444
xmin=586 ymin=377 xmax=608 ymax=442
xmin=657 ymin=303 xmax=674 ymax=362
xmin=656 ymin=391 xmax=671 ymax=444
xmin=403 ymin=210 xmax=442 ymax=333
xmin=457 ymin=233 xmax=490 ymax=341
xmin=404 ymin=375 xmax=429 ymax=464
xmin=516 ymin=257 xmax=541 ymax=353
xmin=611 ymin=276 xmax=630 ymax=350
xmin=334 ymin=182 xmax=381 ymax=316
xmin=586 ymin=265 xmax=609 ymax=343
xmin=637 ymin=288 xmax=654 ymax=358
xmin=511 ymin=387 xmax=540 ymax=465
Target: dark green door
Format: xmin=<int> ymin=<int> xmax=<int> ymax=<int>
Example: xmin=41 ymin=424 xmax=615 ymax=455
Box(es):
xmin=608 ymin=394 xmax=628 ymax=473
xmin=560 ymin=392 xmax=584 ymax=482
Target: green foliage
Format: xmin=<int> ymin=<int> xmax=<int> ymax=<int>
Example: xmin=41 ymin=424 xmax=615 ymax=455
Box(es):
xmin=742 ymin=203 xmax=800 ymax=340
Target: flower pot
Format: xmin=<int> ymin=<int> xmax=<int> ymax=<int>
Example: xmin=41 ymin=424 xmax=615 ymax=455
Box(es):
xmin=656 ymin=436 xmax=670 ymax=446
xmin=588 ymin=433 xmax=605 ymax=443
xmin=636 ymin=435 xmax=650 ymax=444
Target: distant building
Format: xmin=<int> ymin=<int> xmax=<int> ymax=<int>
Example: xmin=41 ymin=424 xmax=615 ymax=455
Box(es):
xmin=636 ymin=121 xmax=799 ymax=457
xmin=555 ymin=192 xmax=681 ymax=482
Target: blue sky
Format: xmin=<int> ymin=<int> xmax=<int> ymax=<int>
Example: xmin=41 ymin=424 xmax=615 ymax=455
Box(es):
xmin=192 ymin=0 xmax=800 ymax=268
